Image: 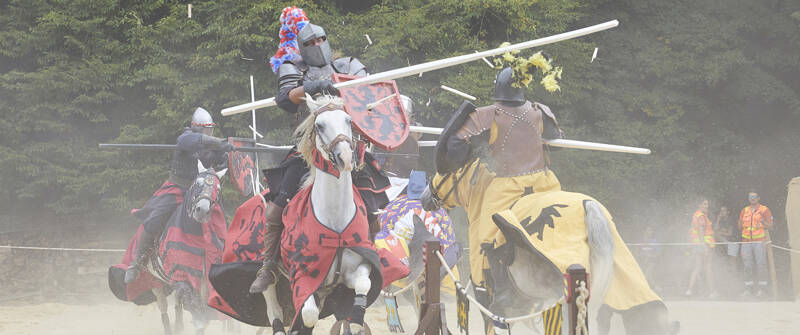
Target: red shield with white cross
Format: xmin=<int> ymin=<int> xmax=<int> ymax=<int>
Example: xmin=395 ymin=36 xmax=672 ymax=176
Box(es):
xmin=332 ymin=74 xmax=410 ymax=151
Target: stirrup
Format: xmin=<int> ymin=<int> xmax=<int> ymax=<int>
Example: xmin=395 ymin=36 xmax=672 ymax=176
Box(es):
xmin=124 ymin=265 xmax=142 ymax=284
xmin=249 ymin=266 xmax=277 ymax=293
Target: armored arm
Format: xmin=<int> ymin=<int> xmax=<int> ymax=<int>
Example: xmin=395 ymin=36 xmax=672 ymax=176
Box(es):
xmin=277 ymin=63 xmax=304 ymax=113
xmin=536 ymin=103 xmax=564 ymax=140
xmin=176 ymin=132 xmax=232 ymax=153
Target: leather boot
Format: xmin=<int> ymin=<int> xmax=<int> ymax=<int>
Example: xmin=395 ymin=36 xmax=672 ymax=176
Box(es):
xmin=249 ymin=201 xmax=284 ymax=293
xmin=125 ymin=229 xmax=157 ymax=284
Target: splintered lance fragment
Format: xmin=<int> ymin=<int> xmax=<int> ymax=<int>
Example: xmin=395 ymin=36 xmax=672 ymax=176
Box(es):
xmin=440 ymin=85 xmax=477 ymax=101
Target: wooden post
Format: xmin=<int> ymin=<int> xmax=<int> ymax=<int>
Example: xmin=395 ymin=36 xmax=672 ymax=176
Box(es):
xmin=766 ymin=231 xmax=779 ymax=300
xmin=567 ymin=264 xmax=588 ymax=335
xmin=415 ymin=240 xmax=450 ymax=335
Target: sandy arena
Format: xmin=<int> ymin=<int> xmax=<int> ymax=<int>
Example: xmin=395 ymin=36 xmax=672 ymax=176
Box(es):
xmin=1 ymin=293 xmax=799 ymax=334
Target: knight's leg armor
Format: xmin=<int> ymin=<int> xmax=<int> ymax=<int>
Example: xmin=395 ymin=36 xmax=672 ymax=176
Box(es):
xmin=124 ymin=228 xmax=159 ymax=284
xmin=249 ymin=201 xmax=285 ymax=293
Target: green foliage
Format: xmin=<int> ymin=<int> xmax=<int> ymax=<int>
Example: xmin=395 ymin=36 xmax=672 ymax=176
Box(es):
xmin=1 ymin=0 xmax=799 ymax=232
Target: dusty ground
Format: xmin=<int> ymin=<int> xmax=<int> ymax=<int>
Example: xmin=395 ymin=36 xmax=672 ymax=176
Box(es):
xmin=1 ymin=293 xmax=799 ymax=335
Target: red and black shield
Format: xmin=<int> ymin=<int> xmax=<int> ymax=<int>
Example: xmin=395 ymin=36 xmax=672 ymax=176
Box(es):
xmin=332 ymin=74 xmax=410 ymax=151
xmin=227 ymin=137 xmax=258 ymax=197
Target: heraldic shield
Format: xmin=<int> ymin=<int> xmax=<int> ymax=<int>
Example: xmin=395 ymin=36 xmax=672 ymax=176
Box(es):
xmin=332 ymin=74 xmax=410 ymax=151
xmin=227 ymin=137 xmax=257 ymax=197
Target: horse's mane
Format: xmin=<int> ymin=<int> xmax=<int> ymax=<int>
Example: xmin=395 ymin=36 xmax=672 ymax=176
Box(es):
xmin=294 ymin=94 xmax=345 ymax=188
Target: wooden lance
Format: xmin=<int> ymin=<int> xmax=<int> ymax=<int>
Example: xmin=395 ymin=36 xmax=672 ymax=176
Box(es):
xmin=220 ymin=20 xmax=619 ymax=117
xmin=409 ymin=126 xmax=651 ymax=155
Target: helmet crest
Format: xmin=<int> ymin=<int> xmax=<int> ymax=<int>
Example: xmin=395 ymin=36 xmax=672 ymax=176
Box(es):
xmin=269 ymin=6 xmax=310 ymax=73
xmin=492 ymin=42 xmax=563 ymax=102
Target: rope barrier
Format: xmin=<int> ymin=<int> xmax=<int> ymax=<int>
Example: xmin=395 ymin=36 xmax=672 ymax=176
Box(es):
xmin=625 ymin=240 xmax=800 ymax=253
xmin=434 ymin=249 xmax=565 ymax=324
xmin=0 ymin=245 xmax=125 ymax=252
xmin=2 ymin=240 xmax=796 ymax=255
xmin=626 ymin=241 xmax=763 ymax=246
xmin=381 ymin=274 xmax=422 ymax=297
xmin=574 ymin=281 xmax=589 ymax=335
xmin=767 ymin=242 xmax=800 ymax=254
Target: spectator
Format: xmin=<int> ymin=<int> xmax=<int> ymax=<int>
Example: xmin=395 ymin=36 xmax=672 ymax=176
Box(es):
xmin=686 ymin=198 xmax=716 ymax=298
xmin=738 ymin=191 xmax=773 ymax=298
xmin=715 ymin=206 xmax=739 ymax=256
xmin=713 ymin=206 xmax=741 ymax=297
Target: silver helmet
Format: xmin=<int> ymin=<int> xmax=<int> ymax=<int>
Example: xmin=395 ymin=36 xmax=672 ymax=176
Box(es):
xmin=190 ymin=107 xmax=215 ymax=133
xmin=298 ymin=23 xmax=333 ymax=67
xmin=400 ymin=95 xmax=414 ymax=120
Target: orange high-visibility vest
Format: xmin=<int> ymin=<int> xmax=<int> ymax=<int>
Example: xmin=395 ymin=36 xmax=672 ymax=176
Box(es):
xmin=689 ymin=210 xmax=715 ymax=247
xmin=740 ymin=204 xmax=772 ymax=241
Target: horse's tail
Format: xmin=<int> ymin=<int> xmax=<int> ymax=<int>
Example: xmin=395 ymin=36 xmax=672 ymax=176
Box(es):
xmin=584 ymin=200 xmax=614 ymax=307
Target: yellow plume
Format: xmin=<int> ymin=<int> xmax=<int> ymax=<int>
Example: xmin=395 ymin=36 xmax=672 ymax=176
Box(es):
xmin=492 ymin=43 xmax=562 ymax=93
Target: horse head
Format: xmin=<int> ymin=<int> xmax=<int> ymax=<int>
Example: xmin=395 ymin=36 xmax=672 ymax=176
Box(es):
xmin=422 ymin=159 xmax=493 ymax=212
xmin=188 ymin=160 xmax=227 ymax=224
xmin=297 ymin=94 xmax=355 ymax=177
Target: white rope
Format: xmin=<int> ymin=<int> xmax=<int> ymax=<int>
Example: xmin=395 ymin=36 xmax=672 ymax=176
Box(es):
xmin=434 ymin=250 xmax=564 ymax=324
xmin=382 ymin=274 xmax=422 ymax=297
xmin=627 ymin=240 xmax=800 ymax=253
xmin=626 ymin=241 xmax=763 ymax=246
xmin=0 ymin=245 xmax=125 ymax=252
xmin=767 ymin=242 xmax=800 ymax=254
xmin=574 ymin=281 xmax=589 ymax=335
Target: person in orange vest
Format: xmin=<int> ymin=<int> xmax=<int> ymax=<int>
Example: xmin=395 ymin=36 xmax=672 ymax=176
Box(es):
xmin=686 ymin=198 xmax=716 ymax=297
xmin=738 ymin=191 xmax=773 ymax=298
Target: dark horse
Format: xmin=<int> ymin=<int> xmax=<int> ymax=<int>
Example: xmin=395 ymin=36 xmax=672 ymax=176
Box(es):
xmin=109 ymin=162 xmax=228 ymax=335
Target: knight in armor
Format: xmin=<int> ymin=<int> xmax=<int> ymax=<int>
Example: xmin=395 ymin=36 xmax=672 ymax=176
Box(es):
xmin=429 ymin=65 xmax=564 ymax=306
xmin=443 ymin=66 xmax=563 ymax=175
xmin=250 ymin=10 xmax=389 ymax=293
xmin=124 ymin=107 xmax=234 ymax=284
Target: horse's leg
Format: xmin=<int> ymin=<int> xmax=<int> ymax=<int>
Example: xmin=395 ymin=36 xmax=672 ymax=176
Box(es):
xmin=191 ymin=313 xmax=209 ymax=335
xmin=584 ymin=200 xmax=615 ymax=330
xmin=153 ymin=287 xmax=173 ymax=335
xmin=262 ymin=283 xmax=286 ymax=335
xmin=174 ymin=297 xmax=184 ymax=333
xmin=299 ymin=294 xmax=320 ymax=331
xmin=345 ymin=263 xmax=371 ymax=334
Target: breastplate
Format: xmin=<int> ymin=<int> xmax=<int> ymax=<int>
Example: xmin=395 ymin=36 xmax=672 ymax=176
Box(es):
xmin=486 ymin=102 xmax=546 ymax=177
xmin=304 ymin=64 xmax=335 ymax=82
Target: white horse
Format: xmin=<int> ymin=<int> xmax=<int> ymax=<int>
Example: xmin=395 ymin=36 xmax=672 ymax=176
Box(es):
xmin=262 ymin=94 xmax=376 ymax=335
xmin=421 ymin=159 xmax=677 ymax=335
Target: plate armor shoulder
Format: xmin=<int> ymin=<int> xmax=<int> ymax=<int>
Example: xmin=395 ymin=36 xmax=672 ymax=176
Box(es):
xmin=332 ymin=57 xmax=367 ymax=76
xmin=278 ymin=62 xmax=303 ymax=89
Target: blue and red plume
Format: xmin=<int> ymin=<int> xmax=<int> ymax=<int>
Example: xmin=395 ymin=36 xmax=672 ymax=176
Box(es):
xmin=269 ymin=6 xmax=309 ymax=73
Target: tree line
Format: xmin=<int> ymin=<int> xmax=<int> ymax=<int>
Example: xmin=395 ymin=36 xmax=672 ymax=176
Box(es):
xmin=1 ymin=0 xmax=798 ymax=239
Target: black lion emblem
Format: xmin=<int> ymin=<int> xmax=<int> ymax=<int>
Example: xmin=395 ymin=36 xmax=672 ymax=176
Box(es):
xmin=521 ymin=204 xmax=569 ymax=241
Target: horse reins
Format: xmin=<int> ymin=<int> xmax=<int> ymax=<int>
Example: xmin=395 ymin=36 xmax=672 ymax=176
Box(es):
xmin=432 ymin=158 xmax=478 ymax=208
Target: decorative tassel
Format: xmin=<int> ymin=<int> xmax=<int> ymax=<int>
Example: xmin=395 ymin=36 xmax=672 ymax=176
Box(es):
xmin=269 ymin=6 xmax=310 ymax=73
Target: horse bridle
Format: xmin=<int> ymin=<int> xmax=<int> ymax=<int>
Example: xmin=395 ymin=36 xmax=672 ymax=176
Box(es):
xmin=428 ymin=158 xmax=479 ymax=209
xmin=188 ymin=172 xmax=218 ymax=221
xmin=313 ymin=104 xmax=356 ymax=166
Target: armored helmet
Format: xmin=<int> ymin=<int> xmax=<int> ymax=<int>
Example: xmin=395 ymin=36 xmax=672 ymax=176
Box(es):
xmin=298 ymin=23 xmax=333 ymax=67
xmin=493 ymin=67 xmax=525 ymax=103
xmin=400 ymin=95 xmax=414 ymax=120
xmin=190 ymin=107 xmax=215 ymax=132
